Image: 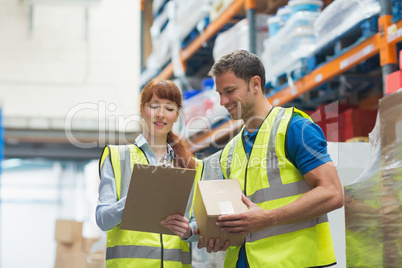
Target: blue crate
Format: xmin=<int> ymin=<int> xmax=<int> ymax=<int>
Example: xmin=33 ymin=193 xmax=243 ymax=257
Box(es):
xmin=210 ymin=115 xmax=231 ymax=130
xmin=392 ymin=0 xmax=402 ymax=23
xmin=307 ymin=15 xmax=379 ymax=73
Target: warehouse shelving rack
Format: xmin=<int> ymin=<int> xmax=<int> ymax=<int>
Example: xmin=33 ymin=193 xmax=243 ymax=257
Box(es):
xmin=140 ymin=0 xmax=402 ymax=153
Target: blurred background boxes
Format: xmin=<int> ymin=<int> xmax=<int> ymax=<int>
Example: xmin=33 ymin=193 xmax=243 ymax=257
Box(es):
xmin=55 ymin=220 xmax=83 ymax=245
xmin=54 ymin=219 xmax=105 ymax=268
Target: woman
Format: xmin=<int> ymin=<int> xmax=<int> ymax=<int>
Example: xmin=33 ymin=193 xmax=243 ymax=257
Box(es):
xmin=96 ymin=79 xmax=202 ymax=267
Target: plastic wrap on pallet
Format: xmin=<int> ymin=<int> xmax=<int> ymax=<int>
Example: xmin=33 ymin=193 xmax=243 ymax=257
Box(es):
xmin=261 ymin=11 xmax=319 ymax=86
xmin=182 ymin=79 xmax=228 ymax=138
xmin=344 ymin=100 xmax=402 ymax=267
xmin=145 ymin=5 xmax=171 ymax=71
xmin=314 ymin=0 xmax=380 ymax=52
xmin=173 ymin=0 xmax=212 ymax=42
xmin=213 ymin=14 xmax=269 ymax=61
xmin=153 ymin=0 xmax=168 ymax=16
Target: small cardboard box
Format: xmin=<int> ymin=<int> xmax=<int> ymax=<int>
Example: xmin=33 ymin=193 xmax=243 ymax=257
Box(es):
xmin=55 ymin=219 xmax=83 ymax=244
xmin=194 ymin=179 xmax=248 ymax=247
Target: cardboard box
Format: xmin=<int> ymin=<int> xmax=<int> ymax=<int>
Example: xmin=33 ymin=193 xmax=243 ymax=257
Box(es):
xmin=86 ymin=261 xmax=105 ymax=268
xmin=55 ymin=220 xmax=83 ymax=244
xmin=379 ymin=89 xmax=402 ymax=153
xmin=54 ymin=241 xmax=84 ymax=268
xmin=82 ymin=237 xmax=101 ymax=254
xmin=194 ymin=179 xmax=248 ymax=247
xmin=62 ymin=252 xmax=87 ymax=268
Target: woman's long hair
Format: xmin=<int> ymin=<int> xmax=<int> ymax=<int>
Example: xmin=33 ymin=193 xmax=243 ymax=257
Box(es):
xmin=140 ymin=79 xmax=196 ymax=169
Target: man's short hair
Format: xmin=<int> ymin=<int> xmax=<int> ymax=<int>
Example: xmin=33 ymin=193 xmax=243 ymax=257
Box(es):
xmin=208 ymin=50 xmax=266 ymax=90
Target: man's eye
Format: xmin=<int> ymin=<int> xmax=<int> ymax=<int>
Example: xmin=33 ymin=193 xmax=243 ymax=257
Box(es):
xmin=150 ymin=105 xmax=159 ymax=109
xmin=166 ymin=108 xmax=175 ymax=112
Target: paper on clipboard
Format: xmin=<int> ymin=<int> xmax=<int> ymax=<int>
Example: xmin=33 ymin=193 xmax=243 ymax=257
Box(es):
xmin=120 ymin=164 xmax=196 ymax=235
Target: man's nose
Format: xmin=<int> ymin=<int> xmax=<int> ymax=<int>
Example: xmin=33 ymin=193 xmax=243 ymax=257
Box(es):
xmin=220 ymin=95 xmax=229 ymax=106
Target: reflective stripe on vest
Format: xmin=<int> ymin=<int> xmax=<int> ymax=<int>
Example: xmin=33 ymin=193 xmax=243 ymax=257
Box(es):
xmin=106 ymin=245 xmax=191 ymax=264
xmin=226 ymin=135 xmax=239 ymax=181
xmin=119 ymin=145 xmax=133 ymax=199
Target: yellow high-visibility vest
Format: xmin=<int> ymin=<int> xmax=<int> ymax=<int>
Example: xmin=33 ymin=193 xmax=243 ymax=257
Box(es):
xmin=99 ymin=144 xmax=203 ymax=268
xmin=220 ymin=107 xmax=336 ymax=268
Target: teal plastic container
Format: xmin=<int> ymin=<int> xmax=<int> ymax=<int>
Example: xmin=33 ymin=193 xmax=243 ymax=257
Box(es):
xmin=288 ymin=0 xmax=323 ymax=14
xmin=277 ymin=5 xmax=292 ymax=23
xmin=267 ymin=16 xmax=282 ymax=37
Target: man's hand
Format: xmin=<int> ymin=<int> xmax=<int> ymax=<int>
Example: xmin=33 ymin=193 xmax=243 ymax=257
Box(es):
xmin=197 ymin=230 xmax=229 ymax=253
xmin=161 ymin=214 xmax=192 ymax=239
xmin=216 ymin=194 xmax=270 ymax=235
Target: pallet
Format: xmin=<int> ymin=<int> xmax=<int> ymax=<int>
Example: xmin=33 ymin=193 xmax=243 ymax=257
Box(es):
xmin=265 ymin=57 xmax=310 ymax=97
xmin=307 ymin=15 xmax=379 ymax=73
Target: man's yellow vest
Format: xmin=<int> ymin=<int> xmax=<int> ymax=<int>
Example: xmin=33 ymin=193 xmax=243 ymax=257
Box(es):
xmin=99 ymin=144 xmax=203 ymax=268
xmin=220 ymin=107 xmax=336 ymax=268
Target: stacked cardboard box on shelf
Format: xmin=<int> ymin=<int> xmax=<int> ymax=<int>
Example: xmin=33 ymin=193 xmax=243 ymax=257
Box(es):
xmin=343 ymin=89 xmax=402 ymax=267
xmin=54 ymin=220 xmax=105 ymax=268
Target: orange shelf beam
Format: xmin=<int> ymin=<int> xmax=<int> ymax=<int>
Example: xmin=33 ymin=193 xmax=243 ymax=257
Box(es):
xmin=387 ymin=19 xmax=402 ymax=45
xmin=268 ymin=33 xmax=381 ymax=106
xmin=187 ymin=17 xmax=402 ymax=153
xmin=188 ymin=120 xmax=243 ymax=153
xmin=156 ymin=0 xmax=246 ymax=80
xmin=189 ymin=34 xmax=382 ymax=152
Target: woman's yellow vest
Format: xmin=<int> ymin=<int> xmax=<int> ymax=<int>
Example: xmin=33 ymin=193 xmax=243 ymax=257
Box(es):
xmin=99 ymin=144 xmax=203 ymax=268
xmin=220 ymin=107 xmax=336 ymax=268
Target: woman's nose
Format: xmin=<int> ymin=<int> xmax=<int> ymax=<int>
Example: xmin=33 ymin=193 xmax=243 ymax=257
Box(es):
xmin=156 ymin=107 xmax=165 ymax=117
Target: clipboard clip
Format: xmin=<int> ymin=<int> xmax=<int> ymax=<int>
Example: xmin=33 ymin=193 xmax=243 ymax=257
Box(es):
xmin=159 ymin=154 xmax=173 ymax=168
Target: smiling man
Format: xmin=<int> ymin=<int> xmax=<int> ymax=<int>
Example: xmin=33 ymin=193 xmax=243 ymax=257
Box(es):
xmin=200 ymin=50 xmax=344 ymax=268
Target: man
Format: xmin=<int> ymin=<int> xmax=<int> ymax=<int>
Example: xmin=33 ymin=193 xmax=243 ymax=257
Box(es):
xmin=162 ymin=50 xmax=343 ymax=267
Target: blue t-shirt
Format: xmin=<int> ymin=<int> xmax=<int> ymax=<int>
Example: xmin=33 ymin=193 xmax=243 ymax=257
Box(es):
xmin=236 ymin=112 xmax=332 ymax=268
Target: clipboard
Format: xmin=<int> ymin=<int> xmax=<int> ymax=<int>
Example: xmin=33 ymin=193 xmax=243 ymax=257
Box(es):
xmin=120 ymin=163 xmax=196 ymax=235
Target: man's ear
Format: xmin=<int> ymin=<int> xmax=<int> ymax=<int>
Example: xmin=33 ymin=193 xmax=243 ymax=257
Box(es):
xmin=250 ymin=76 xmax=261 ymax=93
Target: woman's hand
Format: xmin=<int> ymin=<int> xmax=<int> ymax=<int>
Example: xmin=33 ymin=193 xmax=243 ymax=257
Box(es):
xmin=161 ymin=214 xmax=192 ymax=239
